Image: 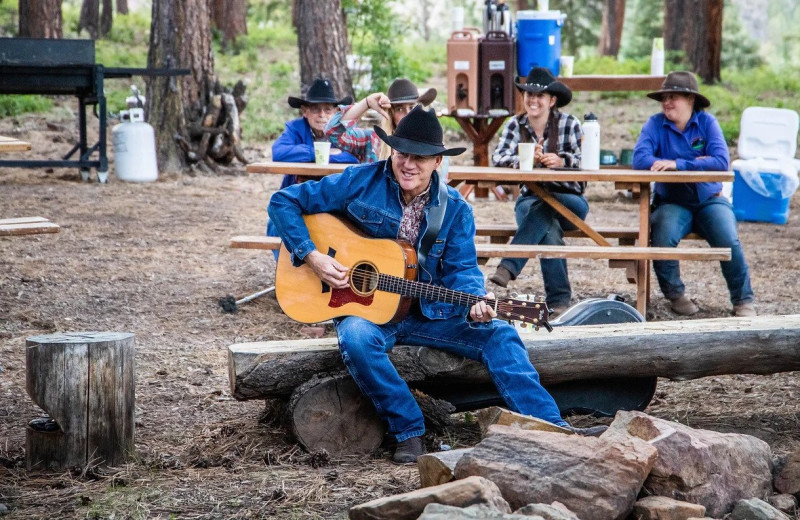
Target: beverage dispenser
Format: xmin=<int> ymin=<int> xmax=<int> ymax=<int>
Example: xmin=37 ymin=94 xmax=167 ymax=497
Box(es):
xmin=447 ymin=29 xmax=481 ymax=116
xmin=479 ymin=31 xmax=515 ymax=116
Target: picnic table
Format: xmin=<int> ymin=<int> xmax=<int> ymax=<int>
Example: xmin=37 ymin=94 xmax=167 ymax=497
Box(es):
xmin=443 ymin=74 xmax=667 ymax=198
xmin=244 ymin=161 xmax=732 ymax=316
xmin=0 ymin=135 xmax=31 ymax=153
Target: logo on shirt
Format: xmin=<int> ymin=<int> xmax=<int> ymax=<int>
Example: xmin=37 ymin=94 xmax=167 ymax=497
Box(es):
xmin=691 ymin=137 xmax=706 ymax=151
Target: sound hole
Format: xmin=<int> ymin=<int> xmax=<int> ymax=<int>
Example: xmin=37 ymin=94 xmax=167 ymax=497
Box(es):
xmin=350 ymin=262 xmax=378 ymax=296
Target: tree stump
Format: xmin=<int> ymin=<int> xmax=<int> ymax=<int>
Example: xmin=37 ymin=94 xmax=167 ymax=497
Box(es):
xmin=288 ymin=374 xmax=385 ymax=455
xmin=25 ymin=332 xmax=135 ymax=471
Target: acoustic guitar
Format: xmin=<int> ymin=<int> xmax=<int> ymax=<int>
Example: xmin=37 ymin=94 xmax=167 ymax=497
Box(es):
xmin=275 ymin=213 xmax=551 ymax=331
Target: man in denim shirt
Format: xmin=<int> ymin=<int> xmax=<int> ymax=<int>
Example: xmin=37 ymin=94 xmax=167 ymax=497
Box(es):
xmin=269 ymin=106 xmax=605 ymax=464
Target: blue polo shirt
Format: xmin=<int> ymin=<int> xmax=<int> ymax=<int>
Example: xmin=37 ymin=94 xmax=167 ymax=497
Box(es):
xmin=633 ymin=110 xmax=730 ymax=205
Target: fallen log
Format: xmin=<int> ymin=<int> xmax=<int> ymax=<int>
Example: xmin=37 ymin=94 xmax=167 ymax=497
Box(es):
xmin=229 ymin=315 xmax=800 ymax=401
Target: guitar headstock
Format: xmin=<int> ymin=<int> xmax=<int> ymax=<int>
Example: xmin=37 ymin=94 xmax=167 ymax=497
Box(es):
xmin=496 ymin=295 xmax=552 ymax=332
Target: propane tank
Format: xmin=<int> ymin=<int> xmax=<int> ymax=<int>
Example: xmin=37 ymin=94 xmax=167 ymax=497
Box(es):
xmin=581 ymin=112 xmax=600 ymax=170
xmin=113 ymin=108 xmax=158 ymax=182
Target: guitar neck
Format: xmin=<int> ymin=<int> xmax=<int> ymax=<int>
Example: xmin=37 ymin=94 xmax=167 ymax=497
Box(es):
xmin=377 ymin=273 xmax=491 ymax=308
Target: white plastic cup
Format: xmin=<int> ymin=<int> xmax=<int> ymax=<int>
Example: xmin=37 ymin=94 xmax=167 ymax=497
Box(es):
xmin=314 ymin=142 xmax=331 ymax=164
xmin=518 ymin=143 xmax=535 ymax=171
xmin=559 ymin=56 xmax=574 ymax=77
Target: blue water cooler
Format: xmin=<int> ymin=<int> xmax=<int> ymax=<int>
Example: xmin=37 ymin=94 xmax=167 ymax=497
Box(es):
xmin=515 ymin=10 xmax=566 ymax=77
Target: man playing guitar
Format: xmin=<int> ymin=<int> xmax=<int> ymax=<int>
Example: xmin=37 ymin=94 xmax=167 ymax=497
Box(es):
xmin=268 ymin=105 xmax=605 ymax=464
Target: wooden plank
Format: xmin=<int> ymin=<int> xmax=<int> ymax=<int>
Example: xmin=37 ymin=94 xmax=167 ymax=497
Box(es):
xmin=230 ymin=235 xmax=281 ymax=250
xmin=475 ymin=224 xmax=702 ymax=241
xmin=0 ymin=135 xmax=32 ymax=152
xmin=0 ymin=221 xmax=60 ymax=236
xmin=0 ymin=216 xmax=49 ymax=225
xmin=475 ymin=244 xmax=730 ymax=261
xmin=228 ymin=315 xmax=800 ymax=401
xmin=559 ymin=75 xmax=666 ymax=92
xmin=526 ymin=183 xmax=611 ymax=246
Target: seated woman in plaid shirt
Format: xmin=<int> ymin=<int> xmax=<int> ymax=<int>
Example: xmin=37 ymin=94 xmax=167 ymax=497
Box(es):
xmin=324 ymin=78 xmax=436 ymax=163
xmin=488 ymin=67 xmax=586 ymax=317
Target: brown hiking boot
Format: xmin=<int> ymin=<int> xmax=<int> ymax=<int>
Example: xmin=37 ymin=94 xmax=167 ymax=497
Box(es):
xmin=669 ymin=295 xmax=698 ymax=316
xmin=392 ymin=436 xmax=425 ymax=465
xmin=733 ymin=302 xmax=756 ymax=317
xmin=549 ymin=303 xmax=570 ymax=318
xmin=489 ymin=266 xmax=513 ymax=288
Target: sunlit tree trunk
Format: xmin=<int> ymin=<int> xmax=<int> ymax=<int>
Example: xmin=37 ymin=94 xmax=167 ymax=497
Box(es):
xmin=598 ymin=0 xmax=625 ymax=57
xmin=146 ymin=0 xmax=215 ymax=173
xmin=19 ymin=0 xmax=63 ymax=38
xmin=295 ymin=0 xmax=353 ymax=100
xmin=664 ymin=0 xmax=722 ymax=83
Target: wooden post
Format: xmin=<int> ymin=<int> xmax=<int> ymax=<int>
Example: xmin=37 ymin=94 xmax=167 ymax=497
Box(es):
xmin=25 ymin=332 xmax=135 ymax=471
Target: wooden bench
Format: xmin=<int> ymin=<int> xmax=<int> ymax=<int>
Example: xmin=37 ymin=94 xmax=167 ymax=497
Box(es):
xmin=476 ymin=224 xmax=703 ymax=246
xmin=0 ymin=216 xmax=60 ymax=236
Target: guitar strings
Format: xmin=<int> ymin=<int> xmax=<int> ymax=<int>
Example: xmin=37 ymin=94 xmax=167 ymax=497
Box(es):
xmin=345 ymin=266 xmax=544 ymax=321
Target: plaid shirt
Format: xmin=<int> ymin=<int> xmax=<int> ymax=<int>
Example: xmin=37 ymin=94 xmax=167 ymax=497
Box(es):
xmin=324 ymin=105 xmax=382 ymax=164
xmin=492 ymin=111 xmax=584 ymax=195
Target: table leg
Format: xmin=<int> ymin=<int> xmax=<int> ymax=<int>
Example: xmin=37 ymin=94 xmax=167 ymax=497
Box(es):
xmin=636 ymin=182 xmax=652 ymax=318
xmin=451 ymin=116 xmax=508 ymax=198
xmin=526 ymin=183 xmax=612 ymax=247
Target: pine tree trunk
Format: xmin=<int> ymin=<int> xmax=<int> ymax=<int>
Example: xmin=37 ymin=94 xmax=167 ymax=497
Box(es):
xmin=19 ymin=0 xmax=63 ymax=38
xmin=78 ymin=0 xmax=99 ymax=38
xmin=295 ymin=0 xmax=353 ymax=101
xmin=100 ymin=0 xmax=113 ymax=36
xmin=146 ymin=0 xmax=215 ymax=173
xmin=212 ymin=0 xmax=248 ymax=49
xmin=117 ymin=0 xmax=128 ymax=14
xmin=663 ymin=0 xmax=722 ymax=83
xmin=598 ymin=0 xmax=626 ymax=57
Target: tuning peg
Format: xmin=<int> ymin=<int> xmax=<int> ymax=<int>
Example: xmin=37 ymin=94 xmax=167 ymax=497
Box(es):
xmin=543 ymin=322 xmax=553 ymax=333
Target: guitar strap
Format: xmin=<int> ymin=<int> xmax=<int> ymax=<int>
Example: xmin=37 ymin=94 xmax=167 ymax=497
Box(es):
xmin=417 ymin=178 xmax=448 ymax=277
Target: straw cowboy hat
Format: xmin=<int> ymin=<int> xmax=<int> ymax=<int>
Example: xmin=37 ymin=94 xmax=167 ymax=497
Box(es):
xmin=288 ymin=78 xmax=352 ymax=109
xmin=646 ymin=71 xmax=711 ymax=109
xmin=374 ymin=105 xmax=465 ymax=157
xmin=514 ymin=67 xmax=572 ymax=108
xmin=387 ymin=78 xmax=437 ymax=106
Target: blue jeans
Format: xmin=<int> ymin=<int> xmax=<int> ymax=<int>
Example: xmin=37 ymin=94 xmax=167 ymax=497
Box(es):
xmin=650 ymin=196 xmax=754 ymax=305
xmin=498 ymin=191 xmax=589 ymax=308
xmin=335 ymin=312 xmax=567 ymax=441
xmin=266 ymin=219 xmax=280 ymax=262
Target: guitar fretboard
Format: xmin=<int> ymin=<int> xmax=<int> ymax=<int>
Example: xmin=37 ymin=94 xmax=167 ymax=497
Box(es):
xmin=376 ymin=273 xmax=495 ymax=308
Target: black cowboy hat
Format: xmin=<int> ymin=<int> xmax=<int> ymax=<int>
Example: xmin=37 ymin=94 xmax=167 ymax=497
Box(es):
xmin=387 ymin=78 xmax=437 ymax=106
xmin=514 ymin=67 xmax=572 ymax=108
xmin=647 ymin=71 xmax=710 ymax=109
xmin=374 ymin=105 xmax=466 ymax=157
xmin=288 ymin=78 xmax=352 ymax=109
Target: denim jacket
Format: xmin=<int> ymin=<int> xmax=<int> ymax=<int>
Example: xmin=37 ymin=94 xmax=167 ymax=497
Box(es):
xmin=267 ymin=159 xmax=486 ymax=320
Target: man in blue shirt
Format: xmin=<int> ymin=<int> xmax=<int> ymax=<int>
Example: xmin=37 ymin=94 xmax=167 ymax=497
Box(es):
xmin=633 ymin=71 xmax=755 ymax=317
xmin=269 ymin=106 xmax=606 ymax=464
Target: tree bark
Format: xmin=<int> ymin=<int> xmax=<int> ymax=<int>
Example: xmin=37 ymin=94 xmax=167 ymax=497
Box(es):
xmin=100 ymin=0 xmax=113 ymax=36
xmin=212 ymin=0 xmax=248 ymax=50
xmin=19 ymin=0 xmax=63 ymax=38
xmin=117 ymin=0 xmax=128 ymax=14
xmin=146 ymin=0 xmax=215 ymax=173
xmin=598 ymin=0 xmax=626 ymax=57
xmin=78 ymin=0 xmax=99 ymax=38
xmin=663 ymin=0 xmax=722 ymax=83
xmin=295 ymin=0 xmax=353 ymax=101
xmin=229 ymin=315 xmax=800 ymax=400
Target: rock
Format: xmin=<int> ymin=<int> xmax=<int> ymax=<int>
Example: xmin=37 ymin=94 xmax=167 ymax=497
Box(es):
xmin=0 ymin=503 xmax=8 ymax=515
xmin=348 ymin=475 xmax=510 ymax=520
xmin=476 ymin=407 xmax=572 ymax=437
xmin=767 ymin=493 xmax=797 ymax=514
xmin=773 ymin=449 xmax=800 ymax=494
xmin=603 ymin=410 xmax=773 ymax=517
xmin=417 ymin=448 xmax=472 ymax=488
xmin=514 ymin=501 xmax=580 ymax=519
xmin=453 ymin=424 xmax=657 ymax=519
xmin=632 ymin=496 xmax=706 ymax=519
xmin=417 ymin=503 xmax=530 ymax=519
xmin=729 ymin=498 xmax=790 ymax=520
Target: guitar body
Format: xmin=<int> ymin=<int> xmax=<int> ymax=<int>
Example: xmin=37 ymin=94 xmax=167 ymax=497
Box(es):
xmin=276 ymin=213 xmax=417 ymax=324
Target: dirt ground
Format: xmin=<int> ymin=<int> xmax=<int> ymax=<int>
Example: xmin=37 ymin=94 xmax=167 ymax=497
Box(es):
xmin=2 ymin=98 xmax=800 ymax=519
